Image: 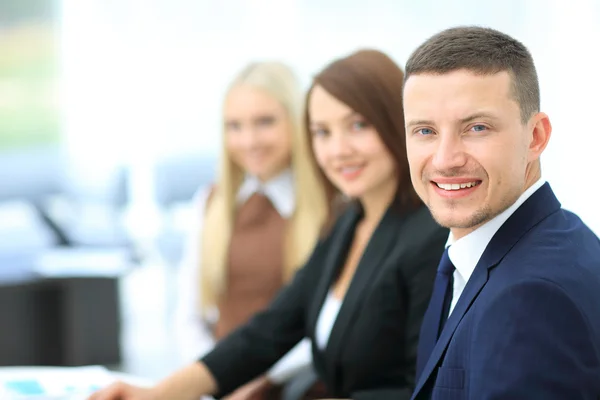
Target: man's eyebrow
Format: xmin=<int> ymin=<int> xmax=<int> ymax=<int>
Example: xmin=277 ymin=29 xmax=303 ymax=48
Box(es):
xmin=406 ymin=119 xmax=435 ymax=128
xmin=459 ymin=112 xmax=500 ymax=124
xmin=406 ymin=113 xmax=500 ymax=128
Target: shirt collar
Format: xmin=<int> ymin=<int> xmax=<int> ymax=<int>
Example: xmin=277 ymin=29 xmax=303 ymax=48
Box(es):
xmin=236 ymin=168 xmax=295 ymax=218
xmin=447 ymin=177 xmax=546 ymax=283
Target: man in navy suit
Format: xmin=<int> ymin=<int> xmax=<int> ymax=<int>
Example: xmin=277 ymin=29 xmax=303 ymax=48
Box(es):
xmin=403 ymin=26 xmax=600 ymax=399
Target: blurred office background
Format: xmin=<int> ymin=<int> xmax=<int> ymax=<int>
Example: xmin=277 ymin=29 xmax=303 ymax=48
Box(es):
xmin=1 ymin=0 xmax=599 ymax=382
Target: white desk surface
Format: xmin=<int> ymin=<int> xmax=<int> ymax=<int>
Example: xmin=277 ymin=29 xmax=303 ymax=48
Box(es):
xmin=0 ymin=365 xmax=153 ymax=399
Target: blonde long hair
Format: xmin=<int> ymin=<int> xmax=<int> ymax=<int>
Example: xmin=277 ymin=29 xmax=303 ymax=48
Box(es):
xmin=200 ymin=62 xmax=328 ymax=313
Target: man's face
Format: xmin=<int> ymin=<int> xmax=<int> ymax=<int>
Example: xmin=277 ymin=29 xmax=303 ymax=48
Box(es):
xmin=404 ymin=69 xmax=550 ymax=239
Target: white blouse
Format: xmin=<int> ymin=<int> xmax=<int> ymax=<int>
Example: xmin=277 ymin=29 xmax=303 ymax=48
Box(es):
xmin=174 ymin=169 xmax=313 ymax=383
xmin=315 ymin=291 xmax=343 ymax=350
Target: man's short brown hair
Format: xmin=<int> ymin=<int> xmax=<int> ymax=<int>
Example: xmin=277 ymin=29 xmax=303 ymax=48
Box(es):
xmin=405 ymin=26 xmax=540 ymax=123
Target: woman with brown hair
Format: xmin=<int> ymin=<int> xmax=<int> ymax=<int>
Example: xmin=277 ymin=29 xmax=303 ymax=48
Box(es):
xmin=90 ymin=49 xmax=448 ymax=400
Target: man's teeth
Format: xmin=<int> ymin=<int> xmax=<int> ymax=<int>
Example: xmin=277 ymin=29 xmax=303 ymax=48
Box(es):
xmin=436 ymin=182 xmax=479 ymax=190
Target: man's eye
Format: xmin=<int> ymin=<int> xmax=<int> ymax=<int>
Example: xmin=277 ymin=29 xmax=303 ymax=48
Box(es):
xmin=417 ymin=128 xmax=433 ymax=135
xmin=471 ymin=124 xmax=487 ymax=132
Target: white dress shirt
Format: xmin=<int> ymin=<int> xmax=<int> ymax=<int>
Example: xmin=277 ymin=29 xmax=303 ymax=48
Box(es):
xmin=446 ymin=178 xmax=546 ymax=316
xmin=174 ymin=169 xmax=313 ymax=384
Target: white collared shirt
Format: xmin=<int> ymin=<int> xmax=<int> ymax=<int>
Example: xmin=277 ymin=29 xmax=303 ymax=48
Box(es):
xmin=236 ymin=169 xmax=295 ymax=218
xmin=446 ymin=178 xmax=546 ymax=316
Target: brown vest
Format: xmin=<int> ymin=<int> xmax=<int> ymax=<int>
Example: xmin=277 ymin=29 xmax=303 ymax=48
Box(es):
xmin=213 ymin=192 xmax=287 ymax=340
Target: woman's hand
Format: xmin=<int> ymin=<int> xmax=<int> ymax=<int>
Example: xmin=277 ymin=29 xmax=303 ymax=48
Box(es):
xmin=88 ymin=362 xmax=216 ymax=400
xmin=223 ymin=376 xmax=279 ymax=400
xmin=88 ymin=381 xmax=156 ymax=400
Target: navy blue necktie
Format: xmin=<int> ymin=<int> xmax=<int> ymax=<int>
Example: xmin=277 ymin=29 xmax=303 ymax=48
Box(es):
xmin=416 ymin=248 xmax=455 ymax=378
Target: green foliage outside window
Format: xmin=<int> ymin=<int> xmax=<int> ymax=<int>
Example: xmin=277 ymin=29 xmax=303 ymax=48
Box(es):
xmin=0 ymin=0 xmax=60 ymax=150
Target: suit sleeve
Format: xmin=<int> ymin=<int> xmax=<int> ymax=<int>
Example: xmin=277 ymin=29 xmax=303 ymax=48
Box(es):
xmin=266 ymin=338 xmax=312 ymax=384
xmin=200 ymin=237 xmax=327 ymax=398
xmin=351 ymin=229 xmax=447 ymax=400
xmin=470 ymin=279 xmax=600 ymax=399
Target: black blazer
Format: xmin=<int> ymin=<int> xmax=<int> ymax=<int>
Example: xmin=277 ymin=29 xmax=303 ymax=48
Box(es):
xmin=202 ymin=203 xmax=448 ymax=400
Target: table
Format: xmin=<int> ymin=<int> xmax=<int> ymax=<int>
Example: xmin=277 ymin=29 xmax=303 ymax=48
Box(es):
xmin=0 ymin=365 xmax=152 ymax=398
xmin=0 ymin=275 xmax=121 ymax=367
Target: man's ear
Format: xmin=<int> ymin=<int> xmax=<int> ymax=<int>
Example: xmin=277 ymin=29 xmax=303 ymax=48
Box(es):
xmin=527 ymin=112 xmax=552 ymax=162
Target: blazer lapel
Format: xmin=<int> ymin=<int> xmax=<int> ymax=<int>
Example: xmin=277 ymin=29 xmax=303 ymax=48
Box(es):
xmin=412 ymin=183 xmax=562 ymax=396
xmin=307 ymin=206 xmax=361 ymax=335
xmin=413 ymin=265 xmax=489 ymax=396
xmin=322 ymin=207 xmax=408 ymax=380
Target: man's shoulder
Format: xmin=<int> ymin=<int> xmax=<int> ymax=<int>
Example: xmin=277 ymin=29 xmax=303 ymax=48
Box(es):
xmin=494 ymin=208 xmax=600 ymax=309
xmin=509 ymin=206 xmax=600 ymax=262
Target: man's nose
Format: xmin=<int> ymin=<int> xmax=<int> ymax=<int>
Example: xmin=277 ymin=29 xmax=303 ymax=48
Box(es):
xmin=431 ymin=133 xmax=467 ymax=172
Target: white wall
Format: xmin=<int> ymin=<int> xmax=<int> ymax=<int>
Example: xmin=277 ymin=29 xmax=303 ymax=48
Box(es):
xmin=60 ymin=0 xmax=600 ymax=233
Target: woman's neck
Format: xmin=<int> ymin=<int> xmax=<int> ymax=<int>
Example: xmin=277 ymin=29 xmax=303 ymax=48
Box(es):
xmin=358 ymin=181 xmax=398 ymax=226
xmin=253 ymin=166 xmax=291 ymax=185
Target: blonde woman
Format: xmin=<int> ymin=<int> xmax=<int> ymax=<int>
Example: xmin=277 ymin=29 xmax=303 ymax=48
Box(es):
xmin=174 ymin=62 xmax=329 ymax=398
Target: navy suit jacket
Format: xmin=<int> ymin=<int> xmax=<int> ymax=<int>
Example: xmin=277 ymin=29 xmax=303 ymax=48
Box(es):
xmin=412 ymin=183 xmax=600 ymax=399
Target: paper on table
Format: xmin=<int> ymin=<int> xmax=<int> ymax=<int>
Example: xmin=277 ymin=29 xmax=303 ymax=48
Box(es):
xmin=0 ymin=365 xmax=131 ymax=399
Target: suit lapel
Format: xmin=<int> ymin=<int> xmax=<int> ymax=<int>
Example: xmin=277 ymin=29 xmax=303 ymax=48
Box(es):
xmin=322 ymin=207 xmax=407 ymax=380
xmin=307 ymin=206 xmax=361 ymax=337
xmin=413 ymin=265 xmax=489 ymax=396
xmin=412 ymin=183 xmax=562 ymax=397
